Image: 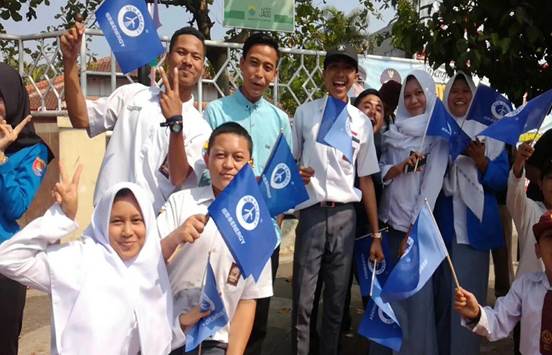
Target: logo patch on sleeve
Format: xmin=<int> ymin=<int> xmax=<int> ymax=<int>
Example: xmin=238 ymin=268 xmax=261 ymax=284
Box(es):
xmin=32 ymin=157 xmax=46 ymax=177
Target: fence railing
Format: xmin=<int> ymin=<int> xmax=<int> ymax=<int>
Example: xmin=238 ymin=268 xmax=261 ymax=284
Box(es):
xmin=0 ymin=28 xmax=328 ymax=116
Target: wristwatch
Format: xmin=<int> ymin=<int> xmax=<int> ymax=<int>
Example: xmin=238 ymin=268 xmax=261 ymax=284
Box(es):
xmin=160 ymin=115 xmax=183 ymax=134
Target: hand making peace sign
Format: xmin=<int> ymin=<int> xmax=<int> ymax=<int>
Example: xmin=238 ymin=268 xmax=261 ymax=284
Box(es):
xmin=52 ymin=161 xmax=83 ymax=220
xmin=0 ymin=115 xmax=32 ymax=153
xmin=158 ymin=67 xmax=183 ymax=120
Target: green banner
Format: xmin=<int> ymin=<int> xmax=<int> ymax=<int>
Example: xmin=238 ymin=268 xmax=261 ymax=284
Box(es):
xmin=224 ymin=0 xmax=294 ymax=33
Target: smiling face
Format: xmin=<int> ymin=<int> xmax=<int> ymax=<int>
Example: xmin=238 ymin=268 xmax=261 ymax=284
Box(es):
xmin=403 ymin=77 xmax=427 ymax=117
xmin=357 ymin=94 xmax=384 ymax=133
xmin=166 ymin=34 xmax=205 ymax=90
xmin=447 ymin=77 xmax=473 ymax=117
xmin=108 ymin=192 xmax=146 ymax=262
xmin=239 ymin=44 xmax=279 ymax=103
xmin=206 ymin=132 xmax=252 ymax=196
xmin=323 ymin=57 xmax=357 ymax=102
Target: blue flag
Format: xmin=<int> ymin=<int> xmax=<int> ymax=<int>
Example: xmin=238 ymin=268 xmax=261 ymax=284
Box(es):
xmin=259 ymin=133 xmax=309 ymax=216
xmin=208 ymin=164 xmax=278 ymax=281
xmin=426 ymin=99 xmax=471 ymax=160
xmin=465 ymin=85 xmax=513 ymax=126
xmin=316 ymin=96 xmax=353 ymax=162
xmin=381 ymin=205 xmax=448 ymax=302
xmin=354 ymin=234 xmax=396 ymax=297
xmin=479 ymin=89 xmax=552 ymax=145
xmin=96 ymin=0 xmax=164 ymax=74
xmin=358 ymin=278 xmax=403 ymax=352
xmin=185 ymin=261 xmax=229 ymax=351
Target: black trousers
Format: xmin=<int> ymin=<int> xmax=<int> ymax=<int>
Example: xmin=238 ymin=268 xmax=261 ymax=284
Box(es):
xmin=0 ymin=275 xmax=27 ymax=355
xmin=244 ymin=246 xmax=280 ymax=355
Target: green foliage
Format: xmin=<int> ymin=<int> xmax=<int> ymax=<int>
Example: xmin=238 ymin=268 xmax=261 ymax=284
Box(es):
xmin=392 ymin=0 xmax=552 ymax=104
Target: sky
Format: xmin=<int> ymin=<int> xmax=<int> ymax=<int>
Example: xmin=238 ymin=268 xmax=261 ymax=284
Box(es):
xmin=3 ymin=0 xmax=396 ymax=39
xmin=2 ymin=0 xmax=395 ymax=61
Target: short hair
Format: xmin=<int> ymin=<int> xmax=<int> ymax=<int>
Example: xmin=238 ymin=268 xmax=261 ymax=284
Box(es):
xmin=207 ymin=122 xmax=253 ymax=156
xmin=353 ymin=88 xmax=381 ymax=108
xmin=242 ymin=32 xmax=280 ymax=61
xmin=169 ymin=27 xmax=206 ymax=54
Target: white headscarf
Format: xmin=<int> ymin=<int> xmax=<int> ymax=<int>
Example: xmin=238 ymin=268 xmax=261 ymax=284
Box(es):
xmin=383 ymin=69 xmax=437 ymax=151
xmin=47 ymin=182 xmax=173 ymax=355
xmin=442 ymin=72 xmax=505 ymax=221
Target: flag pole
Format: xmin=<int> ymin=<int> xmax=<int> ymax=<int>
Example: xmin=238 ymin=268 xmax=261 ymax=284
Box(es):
xmin=369 ymin=259 xmax=377 ymax=297
xmin=356 ymin=226 xmax=390 ymax=241
xmin=413 ymin=99 xmax=436 ymax=172
xmin=423 ymin=199 xmax=461 ymax=289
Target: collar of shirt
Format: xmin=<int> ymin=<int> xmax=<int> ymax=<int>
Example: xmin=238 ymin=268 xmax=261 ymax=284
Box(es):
xmin=527 ymin=271 xmax=552 ymax=290
xmin=194 ymin=185 xmax=216 ymax=205
xmin=236 ymin=87 xmax=265 ymax=111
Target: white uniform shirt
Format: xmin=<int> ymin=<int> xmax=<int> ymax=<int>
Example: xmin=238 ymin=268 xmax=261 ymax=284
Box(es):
xmin=292 ymin=96 xmax=379 ymax=209
xmin=506 ymin=169 xmax=545 ymax=277
xmin=157 ymin=186 xmax=273 ymax=349
xmin=87 ymin=83 xmax=212 ymax=212
xmin=378 ymin=137 xmax=448 ymax=232
xmin=464 ymin=272 xmax=551 ymax=355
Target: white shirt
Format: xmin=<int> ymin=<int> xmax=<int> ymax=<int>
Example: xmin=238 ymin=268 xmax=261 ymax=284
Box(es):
xmin=292 ymin=96 xmax=379 ymax=209
xmin=378 ymin=137 xmax=448 ymax=232
xmin=87 ymin=83 xmax=212 ymax=212
xmin=506 ymin=169 xmax=546 ymax=276
xmin=0 ymin=206 xmax=143 ymax=355
xmin=464 ymin=272 xmax=551 ymax=355
xmin=157 ymin=186 xmax=273 ymax=349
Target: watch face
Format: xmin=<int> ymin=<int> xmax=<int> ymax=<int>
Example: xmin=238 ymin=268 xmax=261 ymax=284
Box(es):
xmin=171 ymin=122 xmax=183 ymax=134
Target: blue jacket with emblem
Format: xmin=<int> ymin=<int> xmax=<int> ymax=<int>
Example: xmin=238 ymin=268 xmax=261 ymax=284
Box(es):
xmin=0 ymin=143 xmax=49 ymax=243
xmin=434 ymin=150 xmax=509 ymax=251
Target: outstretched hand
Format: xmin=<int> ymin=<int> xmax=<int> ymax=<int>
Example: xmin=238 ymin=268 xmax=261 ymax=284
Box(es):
xmin=0 ymin=116 xmax=32 ymax=152
xmin=52 ymin=161 xmax=83 ymax=220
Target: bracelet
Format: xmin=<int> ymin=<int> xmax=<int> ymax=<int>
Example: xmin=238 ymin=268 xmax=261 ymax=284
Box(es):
xmin=372 ymin=232 xmax=382 ymax=239
xmin=160 ymin=115 xmax=183 ymax=127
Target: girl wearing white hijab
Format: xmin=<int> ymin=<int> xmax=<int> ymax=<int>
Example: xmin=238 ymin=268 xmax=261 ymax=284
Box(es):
xmin=433 ymin=72 xmax=508 ymax=355
xmin=377 ymin=69 xmax=448 ymax=355
xmin=0 ymin=165 xmax=173 ymax=355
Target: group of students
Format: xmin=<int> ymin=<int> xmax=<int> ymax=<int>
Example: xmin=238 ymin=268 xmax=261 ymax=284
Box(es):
xmin=0 ymin=21 xmax=551 ymax=355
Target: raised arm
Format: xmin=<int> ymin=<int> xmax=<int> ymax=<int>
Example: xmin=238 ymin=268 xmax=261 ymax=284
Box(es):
xmin=60 ymin=21 xmax=89 ymax=129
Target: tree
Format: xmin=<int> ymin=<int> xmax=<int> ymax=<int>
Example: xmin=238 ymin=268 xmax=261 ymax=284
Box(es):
xmin=391 ymin=0 xmax=552 ymax=104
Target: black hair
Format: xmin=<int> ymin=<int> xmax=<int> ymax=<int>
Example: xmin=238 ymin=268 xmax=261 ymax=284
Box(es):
xmin=114 ymin=188 xmax=136 ymax=202
xmin=242 ymin=32 xmax=280 ymax=61
xmin=353 ymin=88 xmax=381 ymax=108
xmin=169 ymin=27 xmax=206 ymax=54
xmin=207 ymin=122 xmax=253 ymax=155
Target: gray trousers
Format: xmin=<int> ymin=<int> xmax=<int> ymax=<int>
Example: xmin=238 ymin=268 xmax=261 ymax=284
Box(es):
xmin=291 ymin=203 xmax=356 ymax=355
xmin=434 ymin=236 xmax=489 ymax=355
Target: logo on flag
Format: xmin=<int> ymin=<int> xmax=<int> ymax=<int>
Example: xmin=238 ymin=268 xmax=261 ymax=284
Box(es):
xmin=381 ymin=205 xmax=448 ymax=302
xmin=358 ymin=278 xmax=402 ymax=352
xmin=259 ymin=133 xmax=309 ymax=216
xmin=185 ymin=262 xmax=229 ymax=351
xmin=96 ymin=0 xmax=164 ymax=74
xmin=209 ymin=164 xmax=278 ymax=281
xmin=118 ymin=5 xmax=145 ymax=37
xmin=236 ymin=195 xmax=260 ymax=231
xmin=354 ymin=234 xmax=396 ymax=297
xmin=270 ymin=163 xmax=291 ymax=189
xmin=490 ymin=100 xmax=511 ymax=120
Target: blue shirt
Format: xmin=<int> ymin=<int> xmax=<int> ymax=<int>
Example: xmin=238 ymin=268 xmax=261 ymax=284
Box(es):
xmin=204 ymin=89 xmax=293 ymax=176
xmin=0 ymin=144 xmax=49 ymax=243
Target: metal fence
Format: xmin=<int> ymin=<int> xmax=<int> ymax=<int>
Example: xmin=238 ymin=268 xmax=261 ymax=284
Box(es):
xmin=0 ymin=28 xmax=327 ymax=116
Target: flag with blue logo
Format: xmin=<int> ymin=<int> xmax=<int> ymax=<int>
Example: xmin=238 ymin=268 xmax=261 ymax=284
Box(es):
xmin=96 ymin=0 xmax=164 ymax=74
xmin=185 ymin=261 xmax=229 ymax=351
xmin=479 ymin=89 xmax=552 ymax=145
xmin=465 ymin=85 xmax=513 ymax=126
xmin=354 ymin=234 xmax=396 ymax=297
xmin=316 ymin=96 xmax=353 ymax=162
xmin=426 ymin=99 xmax=471 ymax=160
xmin=381 ymin=205 xmax=448 ymax=302
xmin=259 ymin=133 xmax=309 ymax=216
xmin=208 ymin=164 xmax=278 ymax=281
xmin=358 ymin=278 xmax=402 ymax=352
